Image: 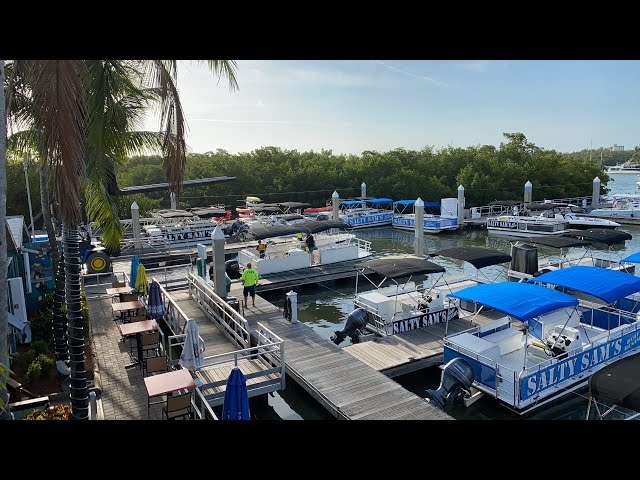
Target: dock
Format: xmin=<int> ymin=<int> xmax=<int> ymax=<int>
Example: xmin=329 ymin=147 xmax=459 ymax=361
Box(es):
xmin=229 ymin=282 xmax=452 ymax=420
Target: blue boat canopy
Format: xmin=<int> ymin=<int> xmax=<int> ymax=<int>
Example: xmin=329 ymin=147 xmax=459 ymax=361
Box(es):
xmin=340 ymin=200 xmax=366 ymax=206
xmin=393 ymin=199 xmax=440 ymax=207
xmin=447 ymin=282 xmax=578 ymax=322
xmin=622 ymin=252 xmax=640 ymax=263
xmin=367 ymin=198 xmax=393 ymax=204
xmin=530 ymin=266 xmax=640 ymax=304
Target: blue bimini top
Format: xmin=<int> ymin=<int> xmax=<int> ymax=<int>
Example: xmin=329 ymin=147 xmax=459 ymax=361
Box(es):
xmin=622 ymin=252 xmax=640 ymax=264
xmin=531 ymin=265 xmax=640 ymax=304
xmin=447 ymin=282 xmax=579 ymax=322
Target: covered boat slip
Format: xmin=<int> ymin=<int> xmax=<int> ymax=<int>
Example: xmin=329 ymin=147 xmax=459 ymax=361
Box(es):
xmin=443 ymin=279 xmax=640 ymax=412
xmin=338 ymin=198 xmax=394 ymax=229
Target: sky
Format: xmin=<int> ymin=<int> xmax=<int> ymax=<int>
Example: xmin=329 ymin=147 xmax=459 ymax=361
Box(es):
xmin=144 ymin=60 xmax=640 ymax=155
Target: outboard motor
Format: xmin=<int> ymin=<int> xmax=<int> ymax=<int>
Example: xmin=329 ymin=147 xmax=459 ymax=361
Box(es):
xmin=331 ymin=308 xmax=370 ymax=345
xmin=425 ymin=358 xmax=474 ymax=410
xmin=225 ymin=259 xmax=241 ymax=279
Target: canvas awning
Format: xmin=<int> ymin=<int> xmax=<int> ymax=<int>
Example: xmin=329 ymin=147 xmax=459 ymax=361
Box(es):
xmin=430 ymin=247 xmax=512 ymax=269
xmin=519 ymin=236 xmax=592 ymax=249
xmin=354 ymin=255 xmax=445 ymax=278
xmin=563 ymin=229 xmax=632 ymax=246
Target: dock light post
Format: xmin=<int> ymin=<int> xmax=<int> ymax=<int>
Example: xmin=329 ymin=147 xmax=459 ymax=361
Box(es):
xmin=415 ymin=197 xmax=424 ymax=257
xmin=592 ymin=177 xmax=600 ymax=209
xmin=332 ymin=191 xmax=339 ymax=221
xmin=457 ymin=185 xmax=465 ymax=231
xmin=22 ymin=156 xmax=35 ymax=239
xmin=131 ymin=202 xmax=141 ymax=252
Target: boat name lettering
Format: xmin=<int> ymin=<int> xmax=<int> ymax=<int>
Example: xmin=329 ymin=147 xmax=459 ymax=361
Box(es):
xmin=346 ymin=213 xmax=393 ymax=225
xmin=521 ymin=329 xmax=640 ymax=400
xmin=165 ymin=229 xmax=214 ymax=242
xmin=487 ymin=219 xmax=517 ymax=229
xmin=391 ymin=308 xmax=458 ymax=334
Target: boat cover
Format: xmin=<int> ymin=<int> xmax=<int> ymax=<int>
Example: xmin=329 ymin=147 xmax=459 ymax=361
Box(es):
xmin=153 ymin=209 xmax=194 ymax=218
xmin=393 ymin=199 xmax=440 ymax=207
xmin=430 ymin=247 xmax=512 ymax=269
xmin=563 ymin=228 xmax=632 ymax=246
xmin=188 ymin=207 xmax=227 ymax=218
xmin=448 ymin=282 xmax=578 ymax=321
xmin=354 ymin=255 xmax=445 ymax=278
xmin=531 ymin=265 xmax=640 ymax=304
xmin=520 ymin=236 xmax=592 ymax=249
xmin=589 ymin=351 xmax=640 ymax=412
xmin=278 ymin=202 xmax=312 ymax=209
xmin=340 ymin=200 xmax=367 ymax=206
xmin=622 ymin=252 xmax=640 ymax=263
xmin=366 ymin=198 xmax=394 ymax=204
xmin=245 ymin=220 xmax=352 ymax=240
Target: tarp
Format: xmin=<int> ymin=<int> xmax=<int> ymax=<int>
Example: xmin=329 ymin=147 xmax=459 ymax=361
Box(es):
xmin=622 ymin=252 xmax=640 ymax=263
xmin=589 ymin=351 xmax=640 ymax=412
xmin=245 ymin=220 xmax=352 ymax=240
xmin=430 ymin=247 xmax=512 ymax=269
xmin=563 ymin=229 xmax=632 ymax=246
xmin=520 ymin=236 xmax=592 ymax=249
xmin=222 ymin=367 xmax=251 ymax=420
xmin=447 ymin=282 xmax=579 ymax=321
xmin=354 ymin=255 xmax=445 ymax=278
xmin=530 ymin=265 xmax=640 ymax=304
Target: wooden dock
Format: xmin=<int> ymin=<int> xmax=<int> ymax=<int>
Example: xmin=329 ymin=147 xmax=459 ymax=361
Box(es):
xmin=230 ymin=283 xmax=452 ymax=420
xmin=343 ymin=310 xmax=506 ymax=377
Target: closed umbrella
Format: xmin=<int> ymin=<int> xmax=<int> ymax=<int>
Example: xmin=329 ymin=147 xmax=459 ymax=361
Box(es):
xmin=129 ymin=255 xmax=140 ymax=288
xmin=222 ymin=367 xmax=251 ymax=420
xmin=135 ymin=264 xmax=149 ymax=296
xmin=179 ymin=318 xmax=205 ymax=372
xmin=147 ymin=280 xmax=165 ymax=319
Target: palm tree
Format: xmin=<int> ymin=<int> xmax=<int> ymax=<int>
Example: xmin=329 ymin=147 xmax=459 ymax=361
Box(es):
xmin=0 ymin=59 xmax=10 ymax=419
xmin=5 ymin=60 xmax=238 ymax=419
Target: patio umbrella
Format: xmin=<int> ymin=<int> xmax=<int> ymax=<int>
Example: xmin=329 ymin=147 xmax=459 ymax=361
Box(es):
xmin=129 ymin=255 xmax=140 ymax=288
xmin=135 ymin=264 xmax=149 ymax=296
xmin=222 ymin=367 xmax=251 ymax=420
xmin=179 ymin=318 xmax=205 ymax=372
xmin=147 ymin=280 xmax=165 ymax=319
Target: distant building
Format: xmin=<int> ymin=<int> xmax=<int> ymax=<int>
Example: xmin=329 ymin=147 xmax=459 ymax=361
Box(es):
xmin=611 ymin=144 xmax=625 ymax=152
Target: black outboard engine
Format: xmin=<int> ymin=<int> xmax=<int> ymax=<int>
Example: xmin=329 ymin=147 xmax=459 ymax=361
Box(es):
xmin=331 ymin=308 xmax=370 ymax=345
xmin=425 ymin=358 xmax=474 ymax=410
xmin=225 ymin=259 xmax=241 ymax=279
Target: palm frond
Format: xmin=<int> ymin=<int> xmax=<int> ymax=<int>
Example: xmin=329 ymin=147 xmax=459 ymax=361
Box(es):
xmin=32 ymin=60 xmax=86 ymax=226
xmin=6 ymin=129 xmax=41 ymax=159
xmin=205 ymin=60 xmax=239 ymax=92
xmin=84 ymin=178 xmax=125 ymax=250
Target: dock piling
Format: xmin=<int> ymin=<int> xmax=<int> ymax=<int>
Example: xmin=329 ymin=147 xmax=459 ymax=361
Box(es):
xmin=457 ymin=185 xmax=465 ymax=230
xmin=415 ymin=197 xmax=424 ymax=257
xmin=592 ymin=176 xmax=601 ymax=208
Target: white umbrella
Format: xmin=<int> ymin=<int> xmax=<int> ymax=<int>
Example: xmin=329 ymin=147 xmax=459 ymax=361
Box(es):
xmin=179 ymin=319 xmax=205 ymax=372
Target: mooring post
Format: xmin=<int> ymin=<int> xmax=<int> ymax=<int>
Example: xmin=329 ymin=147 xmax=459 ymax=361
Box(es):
xmin=457 ymin=185 xmax=465 ymax=230
xmin=415 ymin=197 xmax=424 ymax=257
xmin=592 ymin=176 xmax=600 ymax=208
xmin=286 ymin=290 xmax=298 ymax=323
xmin=524 ymin=181 xmax=532 ymax=205
xmin=332 ymin=191 xmax=340 ymax=221
xmin=131 ymin=201 xmax=141 ymax=252
xmin=170 ymin=192 xmax=177 ymax=210
xmin=361 ymin=182 xmax=367 ymax=199
xmin=211 ymin=225 xmax=227 ymax=298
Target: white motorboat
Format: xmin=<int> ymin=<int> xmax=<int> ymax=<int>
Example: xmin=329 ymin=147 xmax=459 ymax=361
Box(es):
xmin=235 ymin=220 xmax=371 ymax=276
xmin=606 ymin=162 xmax=640 ymax=174
xmin=531 ymin=203 xmax=620 ymax=230
xmin=589 ymin=194 xmax=640 ymax=219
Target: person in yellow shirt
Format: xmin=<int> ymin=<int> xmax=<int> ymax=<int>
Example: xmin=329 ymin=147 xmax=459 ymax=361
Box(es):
xmin=256 ymin=240 xmax=267 ymax=258
xmin=241 ymin=263 xmax=259 ymax=308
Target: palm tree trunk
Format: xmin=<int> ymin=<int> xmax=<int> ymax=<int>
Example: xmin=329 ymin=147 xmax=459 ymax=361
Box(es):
xmin=52 ymin=252 xmax=68 ymax=361
xmin=39 ymin=161 xmax=59 ymax=272
xmin=0 ymin=59 xmax=11 ymax=418
xmin=63 ymin=225 xmax=88 ymax=419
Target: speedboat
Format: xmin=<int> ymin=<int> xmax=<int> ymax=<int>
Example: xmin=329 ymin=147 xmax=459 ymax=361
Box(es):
xmin=234 ymin=220 xmax=372 ymax=276
xmin=338 ymin=198 xmax=394 ymax=229
xmin=392 ymin=199 xmax=458 ymax=234
xmin=589 ymin=194 xmax=640 ymax=219
xmin=531 ymin=204 xmax=620 ymax=230
xmin=606 ymin=162 xmax=640 ymax=174
xmin=427 ymin=267 xmax=640 ymax=415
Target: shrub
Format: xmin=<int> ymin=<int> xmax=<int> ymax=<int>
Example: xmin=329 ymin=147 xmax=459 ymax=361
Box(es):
xmin=31 ymin=340 xmax=50 ymax=356
xmin=19 ymin=349 xmax=36 ymax=367
xmin=26 ymin=361 xmax=42 ymax=384
xmin=24 ymin=405 xmax=72 ymax=420
xmin=29 ymin=307 xmax=53 ymax=344
xmin=36 ymin=354 xmax=55 ymax=373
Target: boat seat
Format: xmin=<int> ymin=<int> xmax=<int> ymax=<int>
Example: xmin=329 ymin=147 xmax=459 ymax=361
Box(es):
xmin=478 ymin=317 xmax=510 ymax=335
xmin=449 ymin=332 xmax=500 ymax=362
xmin=483 ymin=328 xmax=523 ymax=356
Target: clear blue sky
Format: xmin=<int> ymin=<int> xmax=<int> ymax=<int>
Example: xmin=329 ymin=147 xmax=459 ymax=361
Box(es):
xmin=148 ymin=60 xmax=640 ymax=155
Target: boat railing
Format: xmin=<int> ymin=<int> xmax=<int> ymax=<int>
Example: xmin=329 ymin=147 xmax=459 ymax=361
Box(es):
xmin=353 ymin=299 xmax=387 ymax=334
xmin=187 ymin=273 xmax=250 ymax=348
xmin=352 ymin=237 xmax=372 ymax=253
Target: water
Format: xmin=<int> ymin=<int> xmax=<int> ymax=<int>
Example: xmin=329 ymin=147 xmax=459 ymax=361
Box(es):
xmin=258 ymin=174 xmax=640 ymax=420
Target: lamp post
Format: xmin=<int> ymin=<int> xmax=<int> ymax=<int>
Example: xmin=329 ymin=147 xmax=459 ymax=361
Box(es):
xmin=22 ymin=156 xmax=35 ymax=240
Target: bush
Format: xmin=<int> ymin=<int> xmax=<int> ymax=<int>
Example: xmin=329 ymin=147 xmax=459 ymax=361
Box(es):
xmin=29 ymin=307 xmax=53 ymax=344
xmin=19 ymin=349 xmax=36 ymax=367
xmin=24 ymin=405 xmax=72 ymax=420
xmin=26 ymin=361 xmax=42 ymax=384
xmin=32 ymin=340 xmax=50 ymax=356
xmin=36 ymin=354 xmax=55 ymax=373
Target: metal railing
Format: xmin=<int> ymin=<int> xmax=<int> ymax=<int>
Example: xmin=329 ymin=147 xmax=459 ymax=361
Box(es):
xmin=81 ymin=271 xmax=120 ymax=299
xmin=187 ymin=273 xmax=250 ymax=348
xmin=154 ymin=276 xmax=192 ymax=336
xmin=469 ymin=196 xmax=594 ymax=219
xmin=192 ymin=385 xmax=219 ymax=420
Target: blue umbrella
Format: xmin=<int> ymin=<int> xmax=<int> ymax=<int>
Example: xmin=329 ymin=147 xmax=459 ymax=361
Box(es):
xmin=129 ymin=255 xmax=139 ymax=288
xmin=147 ymin=280 xmax=165 ymax=319
xmin=222 ymin=367 xmax=251 ymax=420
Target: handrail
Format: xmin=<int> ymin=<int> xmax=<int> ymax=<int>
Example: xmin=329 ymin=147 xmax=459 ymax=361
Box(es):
xmin=153 ymin=275 xmax=191 ymax=335
xmin=187 ymin=273 xmax=250 ymax=348
xmin=192 ymin=385 xmax=218 ymax=420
